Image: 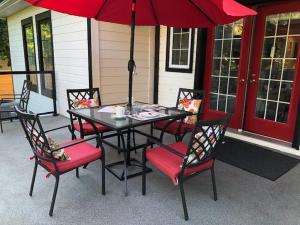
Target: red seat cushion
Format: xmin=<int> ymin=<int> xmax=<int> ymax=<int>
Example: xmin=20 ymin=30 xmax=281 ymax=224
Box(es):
xmin=153 ymin=120 xmax=194 ymax=135
xmin=146 ymin=142 xmax=214 ymax=185
xmin=73 ymin=122 xmax=111 ymax=135
xmin=41 ymin=139 xmax=102 ymax=174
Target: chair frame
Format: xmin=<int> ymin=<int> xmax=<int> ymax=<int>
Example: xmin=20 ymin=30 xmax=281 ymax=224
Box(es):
xmin=143 ymin=114 xmax=231 ymax=220
xmin=151 ymin=88 xmax=205 ymax=142
xmin=66 ymin=88 xmax=101 ymax=139
xmin=66 ymin=88 xmax=123 ymax=154
xmin=0 ymin=80 xmax=32 ymax=133
xmin=15 ymin=106 xmax=105 ymax=216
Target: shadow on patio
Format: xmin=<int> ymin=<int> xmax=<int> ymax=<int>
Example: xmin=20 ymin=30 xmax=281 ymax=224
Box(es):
xmin=1 ymin=115 xmax=300 ymax=225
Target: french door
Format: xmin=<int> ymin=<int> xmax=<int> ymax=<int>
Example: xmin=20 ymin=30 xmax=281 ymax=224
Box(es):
xmin=203 ymin=1 xmax=300 ymax=142
xmin=203 ymin=18 xmax=252 ymax=128
xmin=244 ymin=2 xmax=300 ymax=142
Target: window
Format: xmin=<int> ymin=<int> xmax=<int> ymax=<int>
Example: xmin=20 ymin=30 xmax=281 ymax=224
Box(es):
xmin=21 ymin=17 xmax=38 ymax=92
xmin=166 ymin=28 xmax=194 ymax=73
xmin=36 ymin=11 xmax=54 ymax=98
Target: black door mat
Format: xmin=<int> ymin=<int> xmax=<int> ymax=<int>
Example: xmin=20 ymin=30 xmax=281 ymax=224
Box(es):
xmin=216 ymin=138 xmax=299 ymax=181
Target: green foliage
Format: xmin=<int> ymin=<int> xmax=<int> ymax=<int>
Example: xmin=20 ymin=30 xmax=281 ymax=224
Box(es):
xmin=0 ymin=19 xmax=10 ymax=65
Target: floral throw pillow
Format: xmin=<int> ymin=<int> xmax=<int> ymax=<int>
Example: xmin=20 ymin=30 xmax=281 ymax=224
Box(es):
xmin=47 ymin=136 xmax=71 ymax=161
xmin=186 ymin=126 xmax=221 ymax=164
xmin=28 ymin=126 xmax=71 ymax=161
xmin=73 ymin=98 xmax=99 ymax=109
xmin=177 ymin=98 xmax=202 ymax=124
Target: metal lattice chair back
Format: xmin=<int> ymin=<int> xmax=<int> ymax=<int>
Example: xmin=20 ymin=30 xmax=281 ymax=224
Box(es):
xmin=175 ymin=88 xmax=204 ymax=124
xmin=182 ymin=114 xmax=231 ymax=168
xmin=19 ymin=80 xmax=32 ymax=111
xmin=66 ymin=88 xmax=101 ymax=110
xmin=15 ymin=106 xmax=53 ymax=161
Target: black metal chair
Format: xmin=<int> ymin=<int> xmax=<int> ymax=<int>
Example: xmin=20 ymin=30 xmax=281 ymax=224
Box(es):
xmin=66 ymin=88 xmax=113 ymax=139
xmin=152 ymin=88 xmax=204 ymax=142
xmin=15 ymin=106 xmax=105 ymax=216
xmin=0 ymin=80 xmax=31 ymax=133
xmin=142 ymin=114 xmax=231 ymax=220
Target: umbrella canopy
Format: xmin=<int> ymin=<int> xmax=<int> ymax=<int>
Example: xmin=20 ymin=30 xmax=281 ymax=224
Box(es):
xmin=27 ymin=0 xmax=256 ymax=27
xmin=26 ymin=0 xmax=256 ymax=106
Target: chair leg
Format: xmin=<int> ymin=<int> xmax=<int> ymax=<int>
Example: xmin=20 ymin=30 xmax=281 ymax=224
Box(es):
xmin=179 ymin=178 xmax=189 ymax=221
xmin=211 ymin=166 xmax=218 ymax=201
xmin=29 ymin=160 xmax=38 ymax=196
xmin=142 ymin=150 xmax=146 ymax=195
xmin=0 ymin=120 xmax=3 ymax=133
xmin=101 ymin=155 xmax=105 ymax=195
xmin=132 ymin=128 xmax=137 ymax=153
xmin=76 ymin=168 xmax=79 ymax=178
xmin=150 ymin=123 xmax=154 ymax=148
xmin=117 ymin=134 xmax=121 ymax=154
xmin=49 ymin=176 xmax=60 ymax=217
xmin=71 ymin=131 xmax=76 ymax=140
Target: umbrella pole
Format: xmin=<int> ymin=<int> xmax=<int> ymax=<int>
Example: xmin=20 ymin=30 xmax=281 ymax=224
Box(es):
xmin=128 ymin=0 xmax=136 ymax=107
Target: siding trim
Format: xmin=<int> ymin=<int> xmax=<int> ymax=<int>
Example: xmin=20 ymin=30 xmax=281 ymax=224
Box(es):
xmin=153 ymin=25 xmax=160 ymax=104
xmin=193 ymin=28 xmax=207 ymax=90
xmin=87 ymin=18 xmax=93 ymax=90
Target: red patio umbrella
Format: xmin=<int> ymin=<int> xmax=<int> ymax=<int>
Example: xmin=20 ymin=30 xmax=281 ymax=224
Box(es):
xmin=27 ymin=0 xmax=256 ymax=106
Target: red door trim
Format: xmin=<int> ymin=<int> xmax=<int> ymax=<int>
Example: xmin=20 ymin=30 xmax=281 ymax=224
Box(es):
xmin=244 ymin=0 xmax=300 ymax=142
xmin=202 ymin=17 xmax=253 ymax=128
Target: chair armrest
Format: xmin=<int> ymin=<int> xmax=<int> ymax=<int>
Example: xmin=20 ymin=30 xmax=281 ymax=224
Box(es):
xmin=44 ymin=125 xmax=71 ymax=134
xmin=146 ymin=137 xmax=185 ymax=158
xmin=51 ymin=135 xmax=98 ymax=152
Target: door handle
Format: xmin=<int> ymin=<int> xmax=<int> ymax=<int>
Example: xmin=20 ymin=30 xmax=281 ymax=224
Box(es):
xmin=239 ymin=79 xmax=245 ymax=84
xmin=249 ymin=79 xmax=256 ymax=83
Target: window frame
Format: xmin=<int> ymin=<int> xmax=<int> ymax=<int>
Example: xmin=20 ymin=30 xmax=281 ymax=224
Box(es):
xmin=21 ymin=17 xmax=38 ymax=93
xmin=165 ymin=27 xmax=195 ymax=73
xmin=35 ymin=11 xmax=54 ymax=98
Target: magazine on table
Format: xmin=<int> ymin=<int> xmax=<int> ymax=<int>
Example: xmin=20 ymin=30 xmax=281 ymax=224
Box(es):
xmin=127 ymin=111 xmax=168 ymax=121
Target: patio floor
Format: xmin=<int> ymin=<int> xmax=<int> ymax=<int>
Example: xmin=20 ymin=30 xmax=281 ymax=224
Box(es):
xmin=1 ymin=115 xmax=300 ymax=225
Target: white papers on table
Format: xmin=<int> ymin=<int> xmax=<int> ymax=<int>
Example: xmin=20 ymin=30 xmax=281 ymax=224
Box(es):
xmin=98 ymin=106 xmax=115 ymax=113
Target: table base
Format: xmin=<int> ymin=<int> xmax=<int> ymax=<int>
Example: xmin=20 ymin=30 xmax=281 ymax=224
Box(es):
xmin=106 ymin=158 xmax=152 ymax=181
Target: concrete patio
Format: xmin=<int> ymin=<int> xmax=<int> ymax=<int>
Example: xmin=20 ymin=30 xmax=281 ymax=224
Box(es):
xmin=1 ymin=115 xmax=300 ymax=225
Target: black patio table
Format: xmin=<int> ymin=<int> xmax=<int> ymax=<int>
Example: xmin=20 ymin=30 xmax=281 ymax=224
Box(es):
xmin=67 ymin=103 xmax=190 ymax=195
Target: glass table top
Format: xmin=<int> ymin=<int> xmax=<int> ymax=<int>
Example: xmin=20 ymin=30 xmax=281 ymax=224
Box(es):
xmin=68 ymin=103 xmax=190 ymax=131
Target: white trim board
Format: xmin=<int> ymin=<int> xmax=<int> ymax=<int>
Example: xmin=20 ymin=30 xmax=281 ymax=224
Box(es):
xmin=226 ymin=129 xmax=300 ymax=158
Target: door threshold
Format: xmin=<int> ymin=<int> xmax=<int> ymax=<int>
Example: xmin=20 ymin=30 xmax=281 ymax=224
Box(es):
xmin=226 ymin=128 xmax=300 ymax=158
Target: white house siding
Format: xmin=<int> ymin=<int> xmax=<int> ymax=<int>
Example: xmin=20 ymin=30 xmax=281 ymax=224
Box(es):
xmin=158 ymin=26 xmax=197 ymax=107
xmin=7 ymin=6 xmax=89 ymax=116
xmin=91 ymin=21 xmax=155 ymax=105
xmin=51 ymin=12 xmax=89 ymax=115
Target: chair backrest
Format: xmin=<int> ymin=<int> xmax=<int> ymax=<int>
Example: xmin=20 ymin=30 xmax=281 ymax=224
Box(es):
xmin=176 ymin=88 xmax=204 ymax=124
xmin=15 ymin=106 xmax=54 ymax=163
xmin=66 ymin=88 xmax=101 ymax=110
xmin=19 ymin=80 xmax=32 ymax=111
xmin=181 ymin=114 xmax=231 ymax=170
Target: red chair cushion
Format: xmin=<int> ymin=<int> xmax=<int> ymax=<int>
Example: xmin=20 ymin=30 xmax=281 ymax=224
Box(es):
xmin=73 ymin=122 xmax=111 ymax=135
xmin=146 ymin=142 xmax=214 ymax=185
xmin=41 ymin=139 xmax=102 ymax=174
xmin=153 ymin=120 xmax=194 ymax=135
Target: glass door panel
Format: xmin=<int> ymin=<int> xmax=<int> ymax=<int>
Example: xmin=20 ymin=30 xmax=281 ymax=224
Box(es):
xmin=209 ymin=20 xmax=243 ymax=114
xmin=255 ymin=12 xmax=300 ymax=124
